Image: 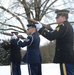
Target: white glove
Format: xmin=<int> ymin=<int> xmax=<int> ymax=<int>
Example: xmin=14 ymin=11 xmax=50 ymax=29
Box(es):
xmin=0 ymin=39 xmax=3 ymax=43
xmin=35 ymin=21 xmax=42 ymax=31
xmin=11 ymin=33 xmax=17 ymax=39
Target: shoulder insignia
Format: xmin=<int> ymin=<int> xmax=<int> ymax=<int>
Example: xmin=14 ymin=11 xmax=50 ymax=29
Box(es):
xmin=25 ymin=38 xmax=30 ymax=42
xmin=43 ymin=32 xmax=46 ymax=35
xmin=56 ymin=27 xmax=60 ymax=31
xmin=27 ymin=35 xmax=33 ymax=47
xmin=59 ymin=23 xmax=64 ymax=26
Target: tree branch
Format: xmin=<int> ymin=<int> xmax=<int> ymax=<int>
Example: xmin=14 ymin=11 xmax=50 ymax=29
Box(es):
xmin=21 ymin=0 xmax=31 ymax=23
xmin=0 ymin=22 xmax=25 ymax=31
xmin=0 ymin=6 xmax=26 ymax=32
xmin=40 ymin=0 xmax=57 ymax=19
xmin=0 ymin=28 xmax=25 ymax=33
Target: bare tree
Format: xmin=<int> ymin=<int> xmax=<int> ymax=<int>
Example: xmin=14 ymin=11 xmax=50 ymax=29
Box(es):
xmin=0 ymin=0 xmax=74 ymax=34
xmin=0 ymin=0 xmax=58 ymax=33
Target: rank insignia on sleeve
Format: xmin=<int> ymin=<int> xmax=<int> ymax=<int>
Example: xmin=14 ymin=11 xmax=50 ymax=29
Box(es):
xmin=43 ymin=32 xmax=46 ymax=35
xmin=56 ymin=27 xmax=60 ymax=31
xmin=25 ymin=38 xmax=30 ymax=42
xmin=59 ymin=23 xmax=64 ymax=26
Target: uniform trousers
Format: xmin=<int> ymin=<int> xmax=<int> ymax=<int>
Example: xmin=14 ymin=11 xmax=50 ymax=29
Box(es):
xmin=11 ymin=62 xmax=21 ymax=75
xmin=60 ymin=63 xmax=74 ymax=75
xmin=28 ymin=63 xmax=42 ymax=75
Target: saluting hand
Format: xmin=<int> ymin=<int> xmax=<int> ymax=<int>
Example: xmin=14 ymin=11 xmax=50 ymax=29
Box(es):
xmin=35 ymin=21 xmax=43 ymax=31
xmin=11 ymin=33 xmax=17 ymax=39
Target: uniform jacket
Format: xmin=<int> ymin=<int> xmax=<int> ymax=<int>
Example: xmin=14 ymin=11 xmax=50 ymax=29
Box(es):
xmin=18 ymin=32 xmax=42 ymax=64
xmin=39 ymin=21 xmax=74 ymax=63
xmin=2 ymin=39 xmax=21 ymax=63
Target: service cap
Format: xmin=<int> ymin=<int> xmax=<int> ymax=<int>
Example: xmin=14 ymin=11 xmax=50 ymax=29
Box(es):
xmin=55 ymin=9 xmax=69 ymax=14
xmin=11 ymin=31 xmax=18 ymax=35
xmin=55 ymin=9 xmax=69 ymax=19
xmin=27 ymin=24 xmax=36 ymax=28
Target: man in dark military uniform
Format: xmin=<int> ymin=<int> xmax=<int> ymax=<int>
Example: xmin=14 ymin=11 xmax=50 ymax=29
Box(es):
xmin=1 ymin=32 xmax=21 ymax=75
xmin=35 ymin=9 xmax=74 ymax=75
xmin=12 ymin=24 xmax=42 ymax=75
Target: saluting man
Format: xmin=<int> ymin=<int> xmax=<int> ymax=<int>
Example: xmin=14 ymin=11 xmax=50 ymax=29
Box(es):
xmin=12 ymin=24 xmax=42 ymax=75
xmin=1 ymin=32 xmax=21 ymax=75
xmin=35 ymin=9 xmax=74 ymax=75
